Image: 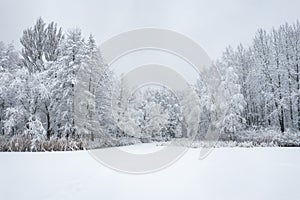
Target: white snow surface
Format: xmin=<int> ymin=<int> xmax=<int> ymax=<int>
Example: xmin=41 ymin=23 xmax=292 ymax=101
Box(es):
xmin=1 ymin=143 xmax=300 ymax=200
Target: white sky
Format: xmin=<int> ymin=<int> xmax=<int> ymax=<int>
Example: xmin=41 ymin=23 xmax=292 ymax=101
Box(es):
xmin=1 ymin=0 xmax=300 ymax=59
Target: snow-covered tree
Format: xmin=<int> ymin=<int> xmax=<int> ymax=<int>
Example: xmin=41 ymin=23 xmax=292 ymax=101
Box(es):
xmin=20 ymin=17 xmax=63 ymax=72
xmin=153 ymin=89 xmax=182 ymax=139
xmin=0 ymin=42 xmax=20 ymax=135
xmin=50 ymin=28 xmax=88 ymax=138
xmin=74 ymin=34 xmax=110 ymax=142
xmin=221 ymin=67 xmax=246 ymax=139
xmin=20 ymin=17 xmax=47 ymax=72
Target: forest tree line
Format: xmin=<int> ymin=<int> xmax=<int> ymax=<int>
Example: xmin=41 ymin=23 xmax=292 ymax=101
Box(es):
xmin=1 ymin=18 xmax=300 ymax=151
xmin=218 ymin=21 xmax=300 ymax=135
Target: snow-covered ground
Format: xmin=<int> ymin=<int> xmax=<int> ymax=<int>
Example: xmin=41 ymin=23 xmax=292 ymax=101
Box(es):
xmin=1 ymin=144 xmax=300 ymax=200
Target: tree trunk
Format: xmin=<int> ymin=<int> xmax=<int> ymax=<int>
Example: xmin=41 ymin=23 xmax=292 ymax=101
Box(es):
xmin=297 ymin=63 xmax=300 ymax=131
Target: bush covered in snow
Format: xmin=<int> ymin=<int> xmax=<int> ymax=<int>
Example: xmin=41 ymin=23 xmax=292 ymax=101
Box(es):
xmin=0 ymin=134 xmax=86 ymax=152
xmin=158 ymin=128 xmax=300 ymax=148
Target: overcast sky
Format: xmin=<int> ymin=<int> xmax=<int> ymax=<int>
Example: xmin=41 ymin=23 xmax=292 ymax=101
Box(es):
xmin=1 ymin=0 xmax=300 ymax=59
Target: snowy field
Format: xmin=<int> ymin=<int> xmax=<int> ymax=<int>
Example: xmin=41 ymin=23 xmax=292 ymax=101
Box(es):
xmin=1 ymin=144 xmax=300 ymax=200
